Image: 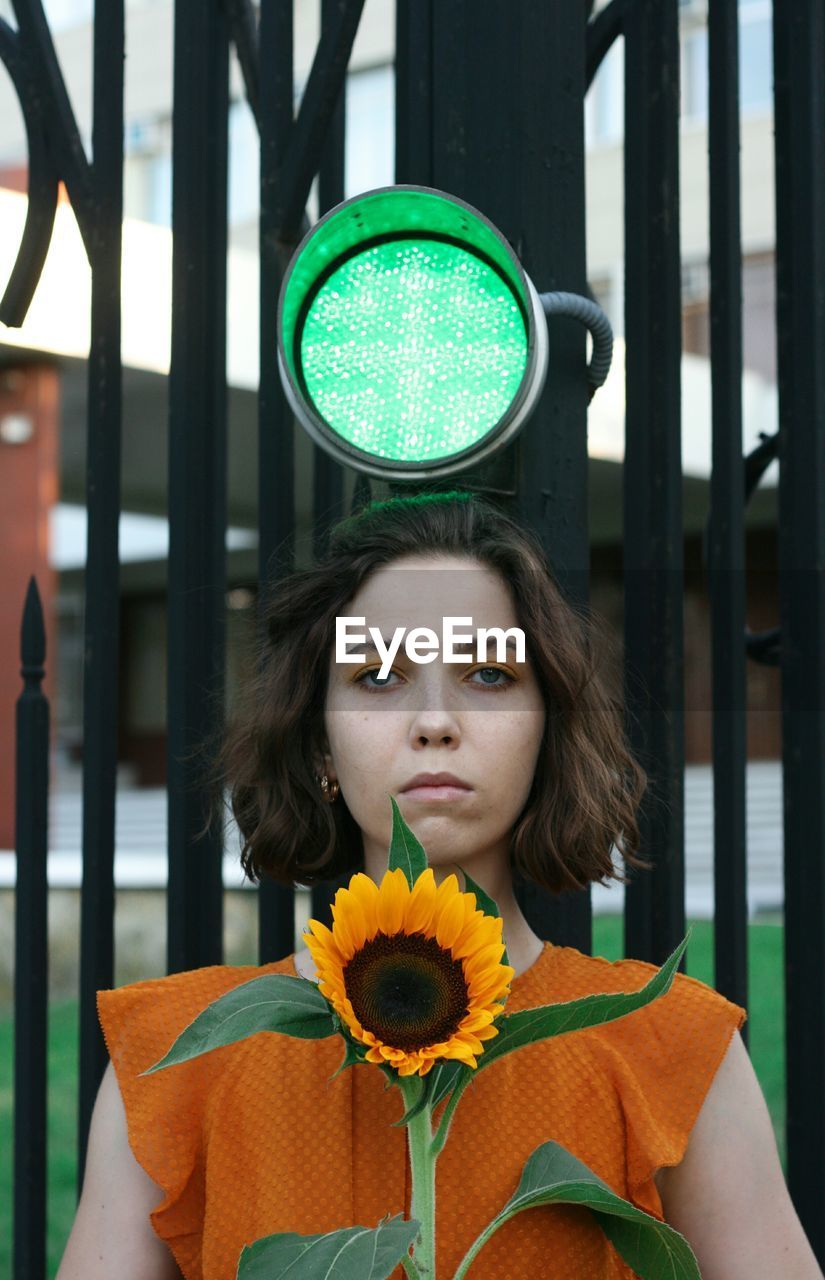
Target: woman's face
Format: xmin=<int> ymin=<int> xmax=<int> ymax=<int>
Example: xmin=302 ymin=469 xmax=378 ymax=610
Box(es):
xmin=318 ymin=553 xmax=547 ymax=888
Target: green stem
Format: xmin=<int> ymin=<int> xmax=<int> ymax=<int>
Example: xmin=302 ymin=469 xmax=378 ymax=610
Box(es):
xmin=400 ymin=1254 xmax=421 ymax=1280
xmin=451 ymin=1219 xmax=501 ymax=1280
xmin=401 ymin=1078 xmax=437 ymax=1280
xmin=429 ymin=1074 xmax=472 ymax=1160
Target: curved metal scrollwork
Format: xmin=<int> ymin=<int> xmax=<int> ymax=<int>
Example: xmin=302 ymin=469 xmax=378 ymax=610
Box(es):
xmin=0 ymin=0 xmax=96 ymax=328
xmin=741 ymin=430 xmax=780 ymax=665
xmin=0 ymin=0 xmax=381 ymax=334
xmin=0 ymin=16 xmax=58 ymax=327
xmin=586 ymin=0 xmax=634 ymax=93
xmin=223 ymin=0 xmax=260 ymax=128
xmin=702 ymin=430 xmax=781 ymax=667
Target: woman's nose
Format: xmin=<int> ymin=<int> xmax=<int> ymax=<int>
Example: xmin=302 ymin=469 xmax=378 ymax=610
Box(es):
xmin=406 ymin=671 xmax=463 ymax=741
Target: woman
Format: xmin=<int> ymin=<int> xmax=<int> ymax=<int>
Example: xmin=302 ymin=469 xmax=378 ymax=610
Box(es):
xmin=57 ymin=490 xmax=822 ymax=1280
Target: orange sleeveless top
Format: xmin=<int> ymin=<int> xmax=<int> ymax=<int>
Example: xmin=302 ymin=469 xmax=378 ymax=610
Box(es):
xmin=97 ymin=941 xmax=747 ymax=1279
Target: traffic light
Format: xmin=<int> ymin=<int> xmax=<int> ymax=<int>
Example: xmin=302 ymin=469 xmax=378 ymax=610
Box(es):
xmin=277 ymin=185 xmax=610 ymax=481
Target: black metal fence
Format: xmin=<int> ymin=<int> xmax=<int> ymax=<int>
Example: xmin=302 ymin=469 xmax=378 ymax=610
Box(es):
xmin=2 ymin=1 xmax=823 ymax=1275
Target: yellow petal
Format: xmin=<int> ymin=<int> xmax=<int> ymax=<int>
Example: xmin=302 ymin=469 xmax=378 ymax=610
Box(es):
xmin=348 ymin=873 xmax=380 ymax=941
xmin=453 ymin=912 xmax=502 ymax=958
xmin=460 ymin=1008 xmax=495 ymax=1032
xmin=331 ymin=902 xmax=357 ymax=960
xmin=306 ymin=917 xmax=336 ymax=947
xmin=331 ymin=886 xmax=368 ymax=955
xmin=447 ymin=900 xmax=481 ymax=955
xmin=463 ymin=942 xmax=506 ymax=982
xmin=455 ymin=1033 xmax=485 ymax=1055
xmin=377 ymin=867 xmax=409 ymax=935
xmin=433 ymin=872 xmax=460 ymax=905
xmin=404 ymin=868 xmax=438 ymax=934
xmin=435 ymin=891 xmax=467 ymax=950
xmin=443 ymin=1042 xmax=478 ymax=1067
xmin=467 ymin=969 xmax=508 ymax=1004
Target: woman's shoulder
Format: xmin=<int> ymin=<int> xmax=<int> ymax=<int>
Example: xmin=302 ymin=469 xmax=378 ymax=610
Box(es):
xmin=545 ymin=939 xmax=745 ymax=1014
xmin=96 ymin=953 xmax=298 ymax=1072
xmin=539 ymin=941 xmax=748 ymax=1209
xmin=533 ymin=940 xmax=748 ymax=1069
xmin=543 ymin=940 xmax=748 ymax=1106
xmin=97 ymin=952 xmax=297 ymax=1014
xmin=99 ymin=951 xmax=296 ymax=999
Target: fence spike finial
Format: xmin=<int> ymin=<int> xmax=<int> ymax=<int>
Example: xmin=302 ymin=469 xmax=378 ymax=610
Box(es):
xmin=20 ymin=575 xmax=46 ymax=684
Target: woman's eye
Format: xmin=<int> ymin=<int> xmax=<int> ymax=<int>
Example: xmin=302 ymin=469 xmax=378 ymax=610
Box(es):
xmin=468 ymin=666 xmax=516 ymax=690
xmin=353 ymin=668 xmax=402 ymax=690
xmin=353 ymin=665 xmax=516 ymax=692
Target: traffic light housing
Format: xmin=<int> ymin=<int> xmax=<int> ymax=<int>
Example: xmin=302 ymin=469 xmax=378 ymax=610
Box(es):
xmin=277 ymin=185 xmax=549 ymax=481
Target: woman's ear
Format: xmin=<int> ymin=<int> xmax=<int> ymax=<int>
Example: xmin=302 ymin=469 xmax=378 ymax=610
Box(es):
xmin=312 ymin=736 xmax=336 ymax=780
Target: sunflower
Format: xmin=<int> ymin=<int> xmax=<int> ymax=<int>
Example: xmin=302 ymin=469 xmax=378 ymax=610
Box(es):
xmin=302 ymin=867 xmax=515 ymax=1077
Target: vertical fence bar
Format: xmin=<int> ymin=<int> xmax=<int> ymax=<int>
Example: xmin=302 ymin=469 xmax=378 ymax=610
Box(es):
xmin=511 ymin=4 xmax=592 ymax=955
xmin=77 ymin=0 xmax=125 ymax=1180
xmin=257 ymin=0 xmax=299 ymax=962
xmin=166 ymin=0 xmax=229 ymax=973
xmin=706 ymin=0 xmax=749 ymax=1043
xmin=312 ymin=0 xmax=346 ymax=563
xmin=772 ymin=1 xmax=825 ymax=1256
xmin=622 ymin=0 xmax=685 ymax=968
xmin=309 ymin=0 xmax=349 ymax=931
xmin=13 ymin=579 xmax=48 ymax=1280
xmin=413 ymin=3 xmax=590 ymax=950
xmin=395 ymin=0 xmax=433 ymax=187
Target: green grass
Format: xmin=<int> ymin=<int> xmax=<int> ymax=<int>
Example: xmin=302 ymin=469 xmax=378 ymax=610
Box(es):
xmin=0 ymin=1001 xmax=79 ymax=1279
xmin=0 ymin=918 xmax=785 ymax=1277
xmin=592 ymin=915 xmax=786 ymax=1173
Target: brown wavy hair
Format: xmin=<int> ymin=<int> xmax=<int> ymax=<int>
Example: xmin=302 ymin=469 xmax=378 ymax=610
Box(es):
xmin=201 ymin=488 xmax=652 ymax=893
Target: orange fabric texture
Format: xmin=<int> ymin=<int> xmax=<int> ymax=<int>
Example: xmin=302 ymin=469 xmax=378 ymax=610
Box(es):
xmin=97 ymin=940 xmax=747 ymax=1279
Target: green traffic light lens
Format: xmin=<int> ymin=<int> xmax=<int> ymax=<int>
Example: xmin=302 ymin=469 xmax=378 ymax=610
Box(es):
xmin=278 ymin=186 xmax=547 ymax=477
xmin=298 ymin=237 xmax=528 ymax=462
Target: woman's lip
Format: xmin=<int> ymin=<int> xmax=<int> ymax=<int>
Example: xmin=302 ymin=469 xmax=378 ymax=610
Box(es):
xmin=401 ymin=785 xmax=473 ymax=800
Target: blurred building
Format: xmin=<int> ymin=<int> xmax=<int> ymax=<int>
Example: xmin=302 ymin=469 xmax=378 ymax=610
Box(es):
xmin=0 ymin=0 xmax=781 ymax=854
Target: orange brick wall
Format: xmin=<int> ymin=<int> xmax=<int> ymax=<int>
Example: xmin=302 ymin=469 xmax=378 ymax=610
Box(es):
xmin=0 ymin=363 xmax=60 ymax=850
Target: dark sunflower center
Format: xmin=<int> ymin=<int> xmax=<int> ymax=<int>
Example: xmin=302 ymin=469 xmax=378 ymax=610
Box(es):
xmin=344 ymin=931 xmax=470 ymax=1051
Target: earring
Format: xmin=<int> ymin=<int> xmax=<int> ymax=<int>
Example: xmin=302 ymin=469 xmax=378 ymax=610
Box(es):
xmin=318 ymin=773 xmax=340 ymax=803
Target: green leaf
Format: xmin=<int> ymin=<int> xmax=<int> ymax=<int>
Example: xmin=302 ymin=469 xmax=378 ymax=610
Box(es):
xmin=236 ymin=1213 xmax=421 ymax=1280
xmin=387 ymin=795 xmax=429 ymax=888
xmin=459 ymin=1141 xmax=700 ymax=1280
xmin=474 ymin=931 xmax=691 ymax=1075
xmin=140 ymin=974 xmax=337 ymax=1075
xmin=455 ymin=864 xmax=509 ymax=969
xmin=427 ymin=1058 xmax=471 ymax=1111
xmin=329 ymin=1034 xmax=368 ymax=1081
xmin=455 ymin=864 xmax=501 ymax=921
